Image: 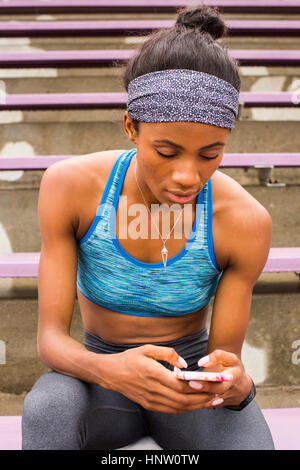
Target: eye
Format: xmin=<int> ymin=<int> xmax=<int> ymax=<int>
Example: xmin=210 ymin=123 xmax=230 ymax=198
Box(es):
xmin=156 ymin=150 xmax=219 ymax=159
xmin=156 ymin=150 xmax=176 ymax=158
xmin=200 ymin=155 xmax=219 ymax=160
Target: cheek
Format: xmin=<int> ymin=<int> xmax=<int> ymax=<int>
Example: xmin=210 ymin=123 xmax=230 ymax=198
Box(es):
xmin=142 ymin=159 xmax=160 ymax=183
xmin=145 ymin=166 xmax=166 ymax=195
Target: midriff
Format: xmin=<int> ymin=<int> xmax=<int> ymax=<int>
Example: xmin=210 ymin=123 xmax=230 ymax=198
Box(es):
xmin=77 ymin=290 xmax=210 ymax=344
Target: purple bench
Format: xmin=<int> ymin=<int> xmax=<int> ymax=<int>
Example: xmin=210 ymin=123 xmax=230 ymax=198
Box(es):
xmin=1 ymin=248 xmax=300 ymax=278
xmin=1 ymin=0 xmax=300 ymax=15
xmin=1 ymin=153 xmax=300 ymax=171
xmin=1 ymin=152 xmax=299 ymax=189
xmin=1 ymin=409 xmax=300 ymax=450
xmin=0 ymin=19 xmax=300 ymax=38
xmin=1 ymin=49 xmax=300 ymax=68
xmin=0 ymin=91 xmax=299 ymax=110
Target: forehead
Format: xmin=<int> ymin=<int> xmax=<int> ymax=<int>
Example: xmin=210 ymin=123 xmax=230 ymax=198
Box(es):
xmin=139 ymin=121 xmax=230 ymax=142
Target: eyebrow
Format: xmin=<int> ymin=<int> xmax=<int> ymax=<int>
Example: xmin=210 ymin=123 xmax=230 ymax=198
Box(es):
xmin=153 ymin=139 xmax=226 ymax=150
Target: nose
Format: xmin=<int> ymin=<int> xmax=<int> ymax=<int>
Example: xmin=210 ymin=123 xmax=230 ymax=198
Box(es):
xmin=170 ymin=161 xmax=201 ymax=190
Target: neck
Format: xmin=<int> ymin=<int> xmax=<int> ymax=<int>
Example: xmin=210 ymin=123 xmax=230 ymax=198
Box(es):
xmin=133 ymin=156 xmax=160 ymax=208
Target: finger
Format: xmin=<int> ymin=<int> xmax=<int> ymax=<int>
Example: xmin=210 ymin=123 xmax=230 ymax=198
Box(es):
xmin=141 ymin=344 xmax=188 ymax=369
xmin=144 ymin=366 xmax=223 ymax=411
xmin=209 ymin=395 xmax=225 ymax=408
xmin=148 ymin=380 xmax=216 ymax=412
xmin=187 ymin=380 xmax=229 ymax=395
xmin=142 ymin=360 xmax=214 ymax=404
xmin=198 ymin=349 xmax=240 ymax=368
xmin=143 ymin=358 xmax=223 ymax=410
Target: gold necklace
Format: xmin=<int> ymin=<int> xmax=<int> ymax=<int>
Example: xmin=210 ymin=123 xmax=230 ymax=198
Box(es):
xmin=134 ymin=159 xmax=184 ymax=268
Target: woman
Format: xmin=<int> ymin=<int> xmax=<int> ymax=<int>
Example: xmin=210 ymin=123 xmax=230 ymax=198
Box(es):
xmin=22 ymin=5 xmax=275 ymax=450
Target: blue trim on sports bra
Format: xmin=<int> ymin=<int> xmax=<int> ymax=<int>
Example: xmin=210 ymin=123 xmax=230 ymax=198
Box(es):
xmin=78 ymin=149 xmax=131 ymax=246
xmin=207 ymin=178 xmax=220 ymax=271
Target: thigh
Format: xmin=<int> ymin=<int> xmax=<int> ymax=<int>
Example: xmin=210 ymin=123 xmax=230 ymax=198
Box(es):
xmin=144 ymin=399 xmax=275 ymax=450
xmin=22 ymin=370 xmax=149 ymax=450
xmin=82 ymin=380 xmax=150 ymax=450
xmin=22 ymin=370 xmax=90 ymax=449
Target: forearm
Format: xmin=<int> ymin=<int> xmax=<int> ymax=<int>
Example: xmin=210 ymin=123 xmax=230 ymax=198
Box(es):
xmin=37 ymin=329 xmax=115 ymax=388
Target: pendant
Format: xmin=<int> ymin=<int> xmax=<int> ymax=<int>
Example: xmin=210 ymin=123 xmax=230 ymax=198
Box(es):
xmin=161 ymin=245 xmax=168 ymax=268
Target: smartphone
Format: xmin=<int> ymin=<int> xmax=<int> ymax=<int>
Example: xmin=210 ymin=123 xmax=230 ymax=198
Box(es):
xmin=172 ymin=366 xmax=233 ymax=382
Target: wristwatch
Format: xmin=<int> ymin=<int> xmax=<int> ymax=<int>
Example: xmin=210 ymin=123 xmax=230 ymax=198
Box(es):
xmin=224 ymin=377 xmax=256 ymax=411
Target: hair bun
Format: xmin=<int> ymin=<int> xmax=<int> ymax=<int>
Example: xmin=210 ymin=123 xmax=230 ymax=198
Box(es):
xmin=175 ymin=4 xmax=226 ymax=40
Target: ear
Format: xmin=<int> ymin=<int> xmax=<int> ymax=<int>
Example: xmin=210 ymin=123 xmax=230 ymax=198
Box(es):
xmin=123 ymin=111 xmax=137 ymax=143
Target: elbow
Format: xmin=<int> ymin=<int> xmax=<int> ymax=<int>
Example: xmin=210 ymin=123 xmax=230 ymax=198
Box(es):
xmin=37 ymin=328 xmax=60 ymax=370
xmin=37 ymin=335 xmax=53 ymax=370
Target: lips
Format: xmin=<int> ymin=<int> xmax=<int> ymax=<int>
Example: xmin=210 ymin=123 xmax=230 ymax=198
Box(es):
xmin=170 ymin=191 xmax=196 ymax=196
xmin=166 ymin=191 xmax=197 ymax=203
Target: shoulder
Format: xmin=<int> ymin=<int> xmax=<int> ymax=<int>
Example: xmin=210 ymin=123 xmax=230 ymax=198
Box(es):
xmin=212 ymin=169 xmax=272 ymax=224
xmin=43 ymin=149 xmax=127 ymax=204
xmin=211 ymin=169 xmax=271 ymax=217
xmin=41 ymin=149 xmax=127 ymax=229
xmin=212 ymin=170 xmax=272 ymax=282
xmin=45 ymin=149 xmax=126 ymax=184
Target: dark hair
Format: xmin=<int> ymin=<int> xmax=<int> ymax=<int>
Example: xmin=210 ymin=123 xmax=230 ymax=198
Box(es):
xmin=121 ymin=3 xmax=241 ymax=135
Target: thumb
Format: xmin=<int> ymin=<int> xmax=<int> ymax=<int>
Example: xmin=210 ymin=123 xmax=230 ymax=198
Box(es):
xmin=141 ymin=344 xmax=188 ymax=369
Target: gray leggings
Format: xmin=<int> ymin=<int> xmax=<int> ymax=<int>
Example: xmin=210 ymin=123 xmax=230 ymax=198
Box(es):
xmin=22 ymin=328 xmax=275 ymax=450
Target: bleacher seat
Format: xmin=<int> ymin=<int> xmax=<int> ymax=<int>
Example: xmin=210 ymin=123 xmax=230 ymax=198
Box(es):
xmin=1 ymin=0 xmax=300 ymax=15
xmin=1 ymin=248 xmax=300 ymax=278
xmin=1 ymin=49 xmax=300 ymax=68
xmin=0 ymin=91 xmax=298 ymax=111
xmin=0 ymin=19 xmax=300 ymax=38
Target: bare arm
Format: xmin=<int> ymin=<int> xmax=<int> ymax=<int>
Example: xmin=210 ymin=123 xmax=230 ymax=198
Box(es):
xmin=37 ymin=161 xmax=114 ymax=387
xmin=197 ymin=201 xmax=272 ymax=404
xmin=207 ymin=201 xmax=272 ymax=358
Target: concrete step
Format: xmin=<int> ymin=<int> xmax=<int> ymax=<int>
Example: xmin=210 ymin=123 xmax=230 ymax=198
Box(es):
xmin=0 ymin=114 xmax=300 ymax=168
xmin=0 ymin=177 xmax=299 ymax=252
xmin=1 ymin=63 xmax=300 ymax=95
xmin=0 ymin=181 xmax=300 ymax=238
xmin=1 ymin=24 xmax=300 ymax=55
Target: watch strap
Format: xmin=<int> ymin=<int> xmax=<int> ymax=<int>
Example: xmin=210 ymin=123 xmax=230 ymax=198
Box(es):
xmin=225 ymin=377 xmax=256 ymax=411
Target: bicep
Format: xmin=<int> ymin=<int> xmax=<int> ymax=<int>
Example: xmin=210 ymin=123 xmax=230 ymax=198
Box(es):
xmin=37 ymin=164 xmax=79 ymax=345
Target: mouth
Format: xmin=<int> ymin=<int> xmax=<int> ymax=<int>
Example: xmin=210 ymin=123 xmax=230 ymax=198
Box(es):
xmin=166 ymin=190 xmax=197 ymax=203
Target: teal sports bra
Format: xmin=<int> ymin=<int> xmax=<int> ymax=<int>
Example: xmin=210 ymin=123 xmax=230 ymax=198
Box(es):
xmin=76 ymin=148 xmax=224 ymax=317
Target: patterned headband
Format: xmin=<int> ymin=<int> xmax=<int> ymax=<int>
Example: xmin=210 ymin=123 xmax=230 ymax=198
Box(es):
xmin=126 ymin=69 xmax=240 ymax=129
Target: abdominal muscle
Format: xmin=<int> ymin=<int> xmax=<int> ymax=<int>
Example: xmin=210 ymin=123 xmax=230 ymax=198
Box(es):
xmin=77 ymin=287 xmax=209 ymax=344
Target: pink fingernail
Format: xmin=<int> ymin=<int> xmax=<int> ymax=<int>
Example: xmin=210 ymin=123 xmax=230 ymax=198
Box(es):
xmin=172 ymin=366 xmax=184 ymax=379
xmin=198 ymin=355 xmax=209 ymax=367
xmin=189 ymin=381 xmax=203 ymax=390
xmin=212 ymin=398 xmax=224 ymax=406
xmin=178 ymin=356 xmax=188 ymax=368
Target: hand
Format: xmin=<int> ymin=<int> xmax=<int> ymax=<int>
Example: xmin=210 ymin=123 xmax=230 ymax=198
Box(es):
xmin=185 ymin=349 xmax=253 ymax=408
xmin=99 ymin=344 xmax=223 ymax=414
